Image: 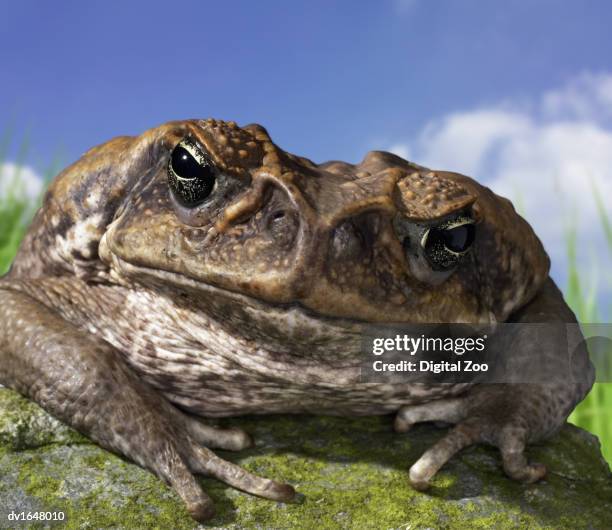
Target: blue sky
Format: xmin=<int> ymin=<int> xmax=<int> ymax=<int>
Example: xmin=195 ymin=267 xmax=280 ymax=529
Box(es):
xmin=1 ymin=0 xmax=611 ymax=314
xmin=1 ymin=0 xmax=610 ymax=164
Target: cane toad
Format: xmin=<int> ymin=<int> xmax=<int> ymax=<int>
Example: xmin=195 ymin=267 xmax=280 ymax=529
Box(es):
xmin=0 ymin=119 xmax=595 ymax=521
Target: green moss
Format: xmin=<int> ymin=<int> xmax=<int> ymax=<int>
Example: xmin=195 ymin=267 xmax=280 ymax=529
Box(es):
xmin=215 ymin=454 xmax=547 ymax=530
xmin=1 ymin=389 xmax=611 ymax=529
xmin=13 ymin=445 xmax=198 ymax=529
xmin=0 ymin=390 xmax=86 ymax=450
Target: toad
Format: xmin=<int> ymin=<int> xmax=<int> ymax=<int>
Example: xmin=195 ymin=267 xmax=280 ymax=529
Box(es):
xmin=0 ymin=119 xmax=595 ymax=521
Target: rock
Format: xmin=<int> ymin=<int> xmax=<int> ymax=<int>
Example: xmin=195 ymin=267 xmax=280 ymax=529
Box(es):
xmin=0 ymin=388 xmax=610 ymax=529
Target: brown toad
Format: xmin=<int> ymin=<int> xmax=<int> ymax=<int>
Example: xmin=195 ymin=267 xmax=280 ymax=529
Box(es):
xmin=0 ymin=119 xmax=595 ymax=521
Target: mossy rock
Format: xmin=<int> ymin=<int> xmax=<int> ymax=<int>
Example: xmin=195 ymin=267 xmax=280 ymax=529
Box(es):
xmin=0 ymin=388 xmax=610 ymax=529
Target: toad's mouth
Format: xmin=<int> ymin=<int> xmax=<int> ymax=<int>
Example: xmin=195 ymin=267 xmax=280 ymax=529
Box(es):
xmin=109 ymin=252 xmax=364 ymax=322
xmin=106 ymin=252 xmax=372 ymax=362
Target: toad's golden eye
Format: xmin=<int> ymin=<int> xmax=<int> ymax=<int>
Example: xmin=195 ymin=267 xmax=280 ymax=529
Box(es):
xmin=168 ymin=138 xmax=216 ymax=207
xmin=421 ymin=216 xmax=475 ymax=271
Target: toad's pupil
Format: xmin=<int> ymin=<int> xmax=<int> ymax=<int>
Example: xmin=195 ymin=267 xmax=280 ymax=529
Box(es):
xmin=171 ymin=145 xmax=209 ymax=180
xmin=443 ymin=224 xmax=475 ymax=253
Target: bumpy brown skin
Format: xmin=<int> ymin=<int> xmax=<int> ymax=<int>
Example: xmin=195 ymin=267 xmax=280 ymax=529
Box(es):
xmin=0 ymin=119 xmax=595 ymax=521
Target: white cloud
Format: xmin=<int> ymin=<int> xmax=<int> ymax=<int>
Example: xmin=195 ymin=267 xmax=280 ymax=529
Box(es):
xmin=542 ymin=72 xmax=612 ymax=122
xmin=386 ymin=73 xmax=612 ymax=307
xmin=0 ymin=162 xmax=43 ymax=200
xmin=413 ymin=110 xmax=531 ymax=177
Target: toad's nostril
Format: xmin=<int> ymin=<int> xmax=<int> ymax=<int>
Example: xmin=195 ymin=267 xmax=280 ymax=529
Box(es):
xmin=265 ymin=209 xmax=298 ymax=247
xmin=266 ymin=209 xmax=288 ymax=228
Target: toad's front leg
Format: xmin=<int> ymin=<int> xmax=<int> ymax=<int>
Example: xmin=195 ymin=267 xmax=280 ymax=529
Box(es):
xmin=0 ymin=289 xmax=295 ymax=522
xmin=394 ymin=278 xmax=595 ymax=489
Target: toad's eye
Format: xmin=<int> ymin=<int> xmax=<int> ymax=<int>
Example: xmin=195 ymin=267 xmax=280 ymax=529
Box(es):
xmin=168 ymin=138 xmax=216 ymax=207
xmin=421 ymin=216 xmax=475 ymax=271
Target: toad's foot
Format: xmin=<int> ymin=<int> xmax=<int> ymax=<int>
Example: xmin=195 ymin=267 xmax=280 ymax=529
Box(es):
xmin=394 ymin=386 xmax=550 ymax=490
xmin=394 ymin=278 xmax=594 ymax=490
xmin=0 ymin=289 xmax=295 ymax=522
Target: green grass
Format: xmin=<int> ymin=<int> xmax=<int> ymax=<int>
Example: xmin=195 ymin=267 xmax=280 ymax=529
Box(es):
xmin=0 ymin=130 xmax=59 ymax=274
xmin=0 ymin=130 xmax=37 ymax=274
xmin=0 ymin=139 xmax=610 ymax=465
xmin=565 ymin=182 xmax=612 ymax=464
